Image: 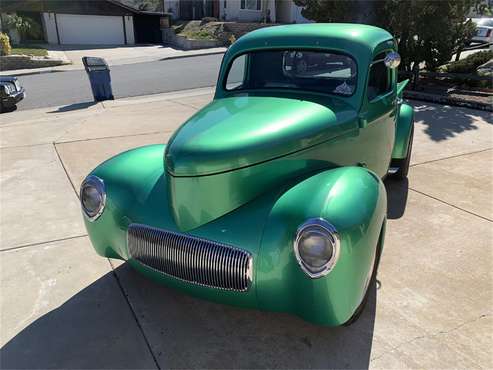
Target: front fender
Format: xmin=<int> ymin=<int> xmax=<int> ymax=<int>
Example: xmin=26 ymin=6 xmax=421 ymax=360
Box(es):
xmin=392 ymin=103 xmax=414 ymax=159
xmin=83 ymin=144 xmax=169 ymax=260
xmin=256 ymin=166 xmax=387 ymax=326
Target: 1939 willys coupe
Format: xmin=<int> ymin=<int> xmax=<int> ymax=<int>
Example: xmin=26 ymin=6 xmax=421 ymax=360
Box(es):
xmin=80 ymin=24 xmax=414 ymax=326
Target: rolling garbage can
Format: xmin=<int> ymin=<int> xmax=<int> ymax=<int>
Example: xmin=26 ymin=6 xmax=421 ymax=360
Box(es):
xmin=82 ymin=57 xmax=114 ymax=102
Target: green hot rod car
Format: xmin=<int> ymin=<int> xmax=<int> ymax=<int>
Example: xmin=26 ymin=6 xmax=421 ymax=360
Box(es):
xmin=81 ymin=24 xmax=414 ymax=326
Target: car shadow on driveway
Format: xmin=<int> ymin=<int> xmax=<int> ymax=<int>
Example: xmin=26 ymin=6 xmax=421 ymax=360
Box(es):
xmin=385 ymin=177 xmax=409 ymax=220
xmin=1 ymin=263 xmax=378 ymax=369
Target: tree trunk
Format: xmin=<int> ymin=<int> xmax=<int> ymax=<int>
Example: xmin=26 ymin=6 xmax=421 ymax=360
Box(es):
xmin=412 ymin=62 xmax=420 ymax=90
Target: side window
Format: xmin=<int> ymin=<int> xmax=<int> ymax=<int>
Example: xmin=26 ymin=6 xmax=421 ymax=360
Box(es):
xmin=368 ymin=53 xmax=391 ymax=101
xmin=225 ymin=54 xmax=247 ymax=90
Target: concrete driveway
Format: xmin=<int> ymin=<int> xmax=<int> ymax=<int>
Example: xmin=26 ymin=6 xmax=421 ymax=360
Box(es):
xmin=0 ymin=90 xmax=491 ymax=369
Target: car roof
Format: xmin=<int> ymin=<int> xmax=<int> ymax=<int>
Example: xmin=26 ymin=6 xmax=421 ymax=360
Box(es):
xmin=228 ymin=23 xmax=395 ymax=57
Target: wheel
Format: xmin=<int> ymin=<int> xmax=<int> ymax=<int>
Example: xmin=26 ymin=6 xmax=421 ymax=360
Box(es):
xmin=392 ymin=125 xmax=414 ymax=180
xmin=343 ymin=226 xmax=384 ymax=326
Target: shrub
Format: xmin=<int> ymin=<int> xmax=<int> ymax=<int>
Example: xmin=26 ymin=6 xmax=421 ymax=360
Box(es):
xmin=0 ymin=33 xmax=12 ymax=56
xmin=446 ymin=50 xmax=493 ymax=74
xmin=228 ymin=34 xmax=236 ymax=46
xmin=200 ymin=17 xmax=218 ymax=25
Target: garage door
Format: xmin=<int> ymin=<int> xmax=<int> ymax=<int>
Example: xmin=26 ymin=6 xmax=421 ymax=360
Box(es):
xmin=57 ymin=14 xmax=125 ymax=45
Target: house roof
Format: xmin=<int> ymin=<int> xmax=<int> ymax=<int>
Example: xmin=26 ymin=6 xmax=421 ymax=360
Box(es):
xmin=106 ymin=0 xmax=167 ymax=15
xmin=0 ymin=0 xmax=168 ymax=16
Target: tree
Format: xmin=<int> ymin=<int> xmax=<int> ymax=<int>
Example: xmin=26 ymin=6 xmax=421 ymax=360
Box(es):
xmin=119 ymin=0 xmax=163 ymax=12
xmin=2 ymin=14 xmax=32 ymax=35
xmin=293 ymin=0 xmax=480 ymax=84
xmin=1 ymin=13 xmax=42 ymax=41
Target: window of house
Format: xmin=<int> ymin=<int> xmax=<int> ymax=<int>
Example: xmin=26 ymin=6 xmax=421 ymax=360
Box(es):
xmin=367 ymin=53 xmax=391 ymax=101
xmin=241 ymin=0 xmax=261 ymax=11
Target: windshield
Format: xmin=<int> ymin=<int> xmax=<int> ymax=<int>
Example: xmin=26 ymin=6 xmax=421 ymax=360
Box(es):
xmin=225 ymin=50 xmax=357 ymax=97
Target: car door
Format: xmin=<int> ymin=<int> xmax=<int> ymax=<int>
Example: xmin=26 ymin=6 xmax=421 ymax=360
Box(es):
xmin=358 ymin=52 xmax=397 ymax=177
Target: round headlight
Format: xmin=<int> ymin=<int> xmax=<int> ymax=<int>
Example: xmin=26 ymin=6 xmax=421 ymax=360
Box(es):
xmin=294 ymin=218 xmax=340 ymax=278
xmin=80 ymin=175 xmax=106 ymax=221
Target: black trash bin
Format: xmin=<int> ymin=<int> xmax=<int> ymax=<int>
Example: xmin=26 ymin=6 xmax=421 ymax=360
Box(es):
xmin=82 ymin=57 xmax=114 ymax=102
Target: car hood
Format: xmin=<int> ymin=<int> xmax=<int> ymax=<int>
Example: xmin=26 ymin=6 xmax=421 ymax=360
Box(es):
xmin=165 ymin=95 xmax=357 ymax=176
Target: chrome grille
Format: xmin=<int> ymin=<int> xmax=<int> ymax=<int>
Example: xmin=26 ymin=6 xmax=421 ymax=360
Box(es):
xmin=127 ymin=224 xmax=252 ymax=291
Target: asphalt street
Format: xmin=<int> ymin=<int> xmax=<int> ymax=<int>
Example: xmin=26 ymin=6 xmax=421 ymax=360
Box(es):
xmin=15 ymin=53 xmax=223 ymax=110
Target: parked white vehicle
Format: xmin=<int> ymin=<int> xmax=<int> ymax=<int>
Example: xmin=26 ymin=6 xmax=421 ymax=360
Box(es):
xmin=471 ymin=18 xmax=493 ymax=45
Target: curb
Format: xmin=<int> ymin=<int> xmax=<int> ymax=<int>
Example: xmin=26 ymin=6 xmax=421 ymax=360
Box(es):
xmin=102 ymin=86 xmax=215 ymax=108
xmin=159 ymin=50 xmax=225 ymax=62
xmin=2 ymin=50 xmax=226 ymax=77
xmin=7 ymin=86 xmax=215 ymax=118
xmin=0 ymin=68 xmax=72 ymax=77
xmin=404 ymin=91 xmax=493 ymax=112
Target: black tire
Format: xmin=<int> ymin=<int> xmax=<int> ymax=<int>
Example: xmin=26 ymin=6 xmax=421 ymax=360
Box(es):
xmin=392 ymin=125 xmax=414 ymax=180
xmin=343 ymin=226 xmax=384 ymax=326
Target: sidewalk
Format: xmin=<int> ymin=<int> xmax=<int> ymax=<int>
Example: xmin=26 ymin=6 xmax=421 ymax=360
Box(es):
xmin=1 ymin=45 xmax=226 ymax=76
xmin=0 ymin=91 xmax=492 ymax=368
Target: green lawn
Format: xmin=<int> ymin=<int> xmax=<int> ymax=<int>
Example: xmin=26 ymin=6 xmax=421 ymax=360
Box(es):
xmin=11 ymin=45 xmax=48 ymax=57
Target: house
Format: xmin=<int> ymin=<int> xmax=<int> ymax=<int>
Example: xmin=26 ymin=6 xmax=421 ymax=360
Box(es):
xmin=468 ymin=0 xmax=493 ymax=17
xmin=0 ymin=0 xmax=170 ymax=45
xmin=164 ymin=0 xmax=309 ymax=23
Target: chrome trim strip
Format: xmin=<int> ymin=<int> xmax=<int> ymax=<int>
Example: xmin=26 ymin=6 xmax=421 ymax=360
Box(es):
xmin=293 ymin=218 xmax=341 ymax=279
xmin=127 ymin=224 xmax=252 ymax=292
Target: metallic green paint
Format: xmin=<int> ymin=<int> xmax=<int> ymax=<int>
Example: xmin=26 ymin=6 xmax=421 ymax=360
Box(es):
xmin=167 ymin=94 xmax=396 ymax=231
xmin=215 ymin=23 xmax=396 ymax=111
xmin=392 ymin=103 xmax=415 ymax=159
xmin=397 ymin=79 xmax=410 ymax=97
xmin=84 ymin=145 xmax=386 ymax=325
xmin=81 ymin=24 xmax=413 ymax=326
xmin=165 ymin=95 xmax=356 ymax=176
xmin=257 ymin=166 xmax=386 ymax=325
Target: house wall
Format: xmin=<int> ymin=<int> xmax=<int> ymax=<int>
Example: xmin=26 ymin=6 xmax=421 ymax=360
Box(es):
xmin=291 ymin=5 xmax=309 ymax=23
xmin=163 ymin=0 xmax=180 ymax=19
xmin=275 ymin=0 xmax=292 ymax=23
xmin=124 ymin=15 xmax=135 ymax=44
xmin=41 ymin=12 xmax=58 ymax=44
xmin=221 ymin=0 xmax=276 ymax=22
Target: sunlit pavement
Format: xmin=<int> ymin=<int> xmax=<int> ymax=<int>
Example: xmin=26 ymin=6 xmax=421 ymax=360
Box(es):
xmin=1 ymin=90 xmax=491 ymax=369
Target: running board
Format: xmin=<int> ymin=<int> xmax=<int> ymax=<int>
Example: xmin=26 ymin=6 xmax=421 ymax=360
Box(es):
xmin=388 ymin=167 xmax=399 ymax=174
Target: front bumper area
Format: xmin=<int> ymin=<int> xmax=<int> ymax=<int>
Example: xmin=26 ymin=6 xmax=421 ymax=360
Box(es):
xmin=81 ymin=145 xmax=386 ymax=326
xmin=84 ymin=205 xmax=378 ymax=327
xmin=83 ymin=210 xmax=260 ymax=310
xmin=2 ymin=88 xmax=25 ymax=107
xmin=127 ymin=223 xmax=253 ymax=292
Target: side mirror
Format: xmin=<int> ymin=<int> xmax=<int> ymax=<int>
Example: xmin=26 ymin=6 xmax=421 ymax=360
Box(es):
xmin=384 ymin=52 xmax=401 ymax=69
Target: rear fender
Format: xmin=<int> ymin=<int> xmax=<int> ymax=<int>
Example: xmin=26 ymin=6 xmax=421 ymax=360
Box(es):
xmin=392 ymin=103 xmax=414 ymax=159
xmin=256 ymin=166 xmax=387 ymax=326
